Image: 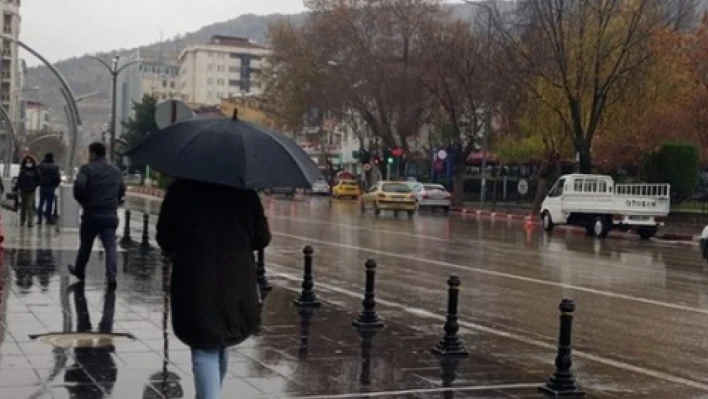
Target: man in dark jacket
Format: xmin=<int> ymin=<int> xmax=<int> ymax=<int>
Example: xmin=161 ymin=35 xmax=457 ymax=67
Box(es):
xmin=156 ymin=179 xmax=271 ymax=399
xmin=68 ymin=142 xmax=126 ymax=287
xmin=37 ymin=152 xmax=61 ymax=225
xmin=13 ymin=155 xmax=40 ymax=227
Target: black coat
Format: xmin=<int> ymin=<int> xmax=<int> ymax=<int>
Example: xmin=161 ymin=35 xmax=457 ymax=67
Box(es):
xmin=14 ymin=156 xmax=40 ymax=193
xmin=156 ymin=180 xmax=271 ymax=349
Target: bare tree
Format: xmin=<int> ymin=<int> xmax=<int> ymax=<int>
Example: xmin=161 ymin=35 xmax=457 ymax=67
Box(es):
xmin=495 ymin=0 xmax=671 ymax=172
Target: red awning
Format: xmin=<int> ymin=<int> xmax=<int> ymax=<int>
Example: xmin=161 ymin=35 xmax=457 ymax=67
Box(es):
xmin=466 ymin=151 xmax=497 ymax=165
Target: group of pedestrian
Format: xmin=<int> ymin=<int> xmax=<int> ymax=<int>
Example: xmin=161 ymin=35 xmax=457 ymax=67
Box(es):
xmin=69 ymin=140 xmax=270 ymax=399
xmin=13 ymin=152 xmax=62 ymax=227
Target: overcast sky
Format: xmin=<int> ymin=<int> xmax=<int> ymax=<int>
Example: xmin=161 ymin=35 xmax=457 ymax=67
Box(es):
xmin=20 ymin=0 xmax=308 ymax=66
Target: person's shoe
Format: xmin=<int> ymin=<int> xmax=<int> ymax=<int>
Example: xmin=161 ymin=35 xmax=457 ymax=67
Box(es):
xmin=67 ymin=265 xmax=85 ymax=281
xmin=27 ymin=223 xmax=34 ymax=228
xmin=106 ymin=279 xmax=117 ymax=290
xmin=36 ymin=219 xmax=42 ymax=226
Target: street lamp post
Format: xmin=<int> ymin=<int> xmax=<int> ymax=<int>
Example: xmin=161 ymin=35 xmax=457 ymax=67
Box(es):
xmin=88 ymin=55 xmax=142 ymax=162
xmin=463 ymin=0 xmax=493 ymax=204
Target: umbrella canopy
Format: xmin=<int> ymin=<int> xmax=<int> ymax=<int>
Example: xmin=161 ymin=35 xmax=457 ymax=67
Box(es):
xmin=126 ymin=113 xmax=322 ymax=189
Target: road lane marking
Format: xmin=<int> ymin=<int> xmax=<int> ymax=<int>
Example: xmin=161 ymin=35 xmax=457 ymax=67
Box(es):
xmin=283 ymin=383 xmax=539 ymax=398
xmin=271 ymin=230 xmax=708 ymax=317
xmin=267 ymin=264 xmax=708 ymax=393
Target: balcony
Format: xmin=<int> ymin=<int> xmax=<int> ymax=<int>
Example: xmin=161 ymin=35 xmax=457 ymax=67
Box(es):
xmin=2 ymin=26 xmax=11 ymax=35
xmin=1 ymin=71 xmax=10 ymax=81
xmin=1 ymin=49 xmax=10 ymax=59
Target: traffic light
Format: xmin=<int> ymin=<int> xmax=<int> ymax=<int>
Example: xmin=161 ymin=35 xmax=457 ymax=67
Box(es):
xmin=387 ymin=156 xmax=394 ymax=164
xmin=373 ymin=156 xmax=381 ymax=166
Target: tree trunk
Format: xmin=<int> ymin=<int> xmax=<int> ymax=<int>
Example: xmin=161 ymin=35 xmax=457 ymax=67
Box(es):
xmin=531 ymin=177 xmax=548 ymax=215
xmin=453 ymin=170 xmax=465 ymax=207
xmin=577 ymin=140 xmax=592 ymax=173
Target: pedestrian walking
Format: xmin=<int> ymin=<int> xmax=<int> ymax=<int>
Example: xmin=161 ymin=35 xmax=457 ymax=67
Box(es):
xmin=37 ymin=152 xmax=61 ymax=225
xmin=156 ymin=179 xmax=271 ymax=399
xmin=68 ymin=142 xmax=125 ymax=288
xmin=13 ymin=155 xmax=40 ymax=227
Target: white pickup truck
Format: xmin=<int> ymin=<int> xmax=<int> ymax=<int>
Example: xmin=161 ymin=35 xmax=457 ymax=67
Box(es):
xmin=541 ymin=174 xmax=670 ymax=239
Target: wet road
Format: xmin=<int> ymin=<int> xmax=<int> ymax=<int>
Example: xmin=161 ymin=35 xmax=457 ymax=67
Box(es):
xmin=126 ymin=194 xmax=708 ymax=398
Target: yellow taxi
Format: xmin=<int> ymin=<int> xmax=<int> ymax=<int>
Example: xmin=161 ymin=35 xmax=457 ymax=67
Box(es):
xmin=332 ymin=179 xmax=362 ymax=199
xmin=360 ymin=181 xmax=417 ymax=217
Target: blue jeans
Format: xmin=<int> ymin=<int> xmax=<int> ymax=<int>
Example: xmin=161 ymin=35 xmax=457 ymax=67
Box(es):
xmin=74 ymin=213 xmax=119 ymax=281
xmin=37 ymin=186 xmax=56 ymax=223
xmin=191 ymin=348 xmax=228 ymax=399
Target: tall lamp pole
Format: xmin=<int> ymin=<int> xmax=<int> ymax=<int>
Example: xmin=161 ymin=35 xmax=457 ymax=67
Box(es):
xmin=88 ymin=55 xmax=142 ymax=162
xmin=463 ymin=0 xmax=493 ymax=204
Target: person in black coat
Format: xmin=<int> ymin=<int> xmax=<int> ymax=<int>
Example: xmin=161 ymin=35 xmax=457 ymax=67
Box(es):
xmin=156 ymin=179 xmax=271 ymax=399
xmin=13 ymin=155 xmax=40 ymax=227
xmin=37 ymin=152 xmax=61 ymax=225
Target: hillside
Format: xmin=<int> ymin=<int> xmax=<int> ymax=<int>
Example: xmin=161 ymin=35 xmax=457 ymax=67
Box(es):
xmin=24 ymin=12 xmax=307 ymax=130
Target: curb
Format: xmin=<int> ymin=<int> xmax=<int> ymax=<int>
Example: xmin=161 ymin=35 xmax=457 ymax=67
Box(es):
xmin=451 ymin=207 xmax=698 ymax=242
xmin=127 ymin=186 xmax=165 ymax=198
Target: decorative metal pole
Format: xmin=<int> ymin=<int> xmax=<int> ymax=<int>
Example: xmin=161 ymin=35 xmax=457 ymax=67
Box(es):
xmin=353 ymin=259 xmax=384 ymax=329
xmin=297 ymin=306 xmax=316 ymax=359
xmin=432 ymin=275 xmax=469 ymax=357
xmin=539 ymin=299 xmax=585 ymax=398
xmin=121 ymin=209 xmax=132 ymax=245
xmin=293 ymin=246 xmax=320 ymax=307
xmin=140 ymin=212 xmax=150 ymax=249
xmin=255 ymin=248 xmax=272 ymax=293
xmin=357 ymin=328 xmax=378 ymax=386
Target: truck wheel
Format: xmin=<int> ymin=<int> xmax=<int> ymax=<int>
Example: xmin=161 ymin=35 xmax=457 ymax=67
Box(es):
xmin=407 ymin=210 xmax=415 ymax=218
xmin=637 ymin=227 xmax=657 ymax=240
xmin=359 ymin=200 xmax=366 ymax=214
xmin=593 ymin=216 xmax=610 ymax=238
xmin=542 ymin=212 xmax=554 ymax=232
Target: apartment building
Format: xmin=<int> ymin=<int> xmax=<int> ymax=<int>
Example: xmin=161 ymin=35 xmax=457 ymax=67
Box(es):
xmin=178 ymin=35 xmax=270 ymax=105
xmin=115 ymin=48 xmax=180 ymax=137
xmin=23 ymin=100 xmax=50 ymax=133
xmin=0 ymin=0 xmax=20 ymax=134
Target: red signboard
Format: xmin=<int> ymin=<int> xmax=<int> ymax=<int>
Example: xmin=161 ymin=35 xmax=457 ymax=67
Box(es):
xmin=391 ymin=148 xmax=404 ymax=157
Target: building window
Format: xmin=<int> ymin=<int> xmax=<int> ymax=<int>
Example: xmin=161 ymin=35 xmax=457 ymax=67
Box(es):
xmin=206 ymin=77 xmax=212 ymax=85
xmin=216 ymin=78 xmax=225 ymax=85
xmin=228 ymin=65 xmax=239 ymax=73
xmin=216 ymin=65 xmax=225 ymax=72
xmin=207 ymin=64 xmax=214 ymax=71
xmin=228 ymin=79 xmax=240 ymax=87
xmin=207 ymin=91 xmax=213 ymax=98
xmin=162 ymin=80 xmax=167 ymax=88
xmin=170 ymin=82 xmax=175 ymax=88
xmin=229 ymin=52 xmax=240 ymax=58
xmin=217 ymin=92 xmax=224 ymax=99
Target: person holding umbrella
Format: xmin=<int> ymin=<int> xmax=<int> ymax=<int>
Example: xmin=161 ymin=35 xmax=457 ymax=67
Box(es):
xmin=129 ymin=110 xmax=322 ymax=399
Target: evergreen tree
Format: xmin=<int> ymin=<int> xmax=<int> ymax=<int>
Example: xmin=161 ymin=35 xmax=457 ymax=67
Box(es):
xmin=121 ymin=94 xmax=158 ymax=171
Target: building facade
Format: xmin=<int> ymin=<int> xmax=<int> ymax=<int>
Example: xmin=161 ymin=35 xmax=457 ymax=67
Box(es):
xmin=0 ymin=0 xmax=20 ymax=160
xmin=23 ymin=101 xmax=50 ymax=133
xmin=178 ymin=35 xmax=270 ymax=106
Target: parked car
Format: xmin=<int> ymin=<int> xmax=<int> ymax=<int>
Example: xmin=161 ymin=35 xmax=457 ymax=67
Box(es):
xmin=264 ymin=187 xmax=296 ymax=198
xmin=311 ymin=179 xmax=331 ymax=195
xmin=360 ymin=181 xmax=416 ymax=217
xmin=409 ymin=183 xmax=451 ymax=213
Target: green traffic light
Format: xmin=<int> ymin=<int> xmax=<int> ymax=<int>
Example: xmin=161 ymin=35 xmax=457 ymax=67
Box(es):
xmin=387 ymin=157 xmax=393 ymax=164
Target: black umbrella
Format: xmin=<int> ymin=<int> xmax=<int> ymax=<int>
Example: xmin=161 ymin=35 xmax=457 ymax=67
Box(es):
xmin=126 ymin=111 xmax=322 ymax=189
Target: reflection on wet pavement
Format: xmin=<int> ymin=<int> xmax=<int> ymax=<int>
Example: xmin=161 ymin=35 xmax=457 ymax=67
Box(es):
xmin=4 ymin=193 xmax=708 ymax=398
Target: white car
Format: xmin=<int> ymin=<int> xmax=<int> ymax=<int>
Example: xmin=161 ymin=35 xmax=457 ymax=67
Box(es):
xmin=409 ymin=183 xmax=452 ymax=213
xmin=311 ymin=179 xmax=330 ymax=195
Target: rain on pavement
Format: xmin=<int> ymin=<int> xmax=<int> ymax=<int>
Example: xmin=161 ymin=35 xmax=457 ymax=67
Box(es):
xmin=124 ymin=193 xmax=708 ymax=398
xmin=0 ymin=193 xmax=706 ymax=398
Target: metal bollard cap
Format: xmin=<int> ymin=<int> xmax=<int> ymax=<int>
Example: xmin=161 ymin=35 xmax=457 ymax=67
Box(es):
xmin=559 ymin=298 xmax=575 ymax=313
xmin=303 ymin=245 xmax=314 ymax=255
xmin=447 ymin=275 xmax=461 ymax=287
xmin=365 ymin=259 xmax=377 ymax=269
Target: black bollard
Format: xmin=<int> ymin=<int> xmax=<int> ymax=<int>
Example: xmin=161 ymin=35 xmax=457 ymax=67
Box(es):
xmin=293 ymin=246 xmax=320 ymax=307
xmin=121 ymin=209 xmax=133 ymax=245
xmin=352 ymin=259 xmax=384 ymax=329
xmin=358 ymin=328 xmax=378 ymax=387
xmin=255 ymin=249 xmax=273 ymax=293
xmin=539 ymin=299 xmax=585 ymax=398
xmin=297 ymin=306 xmax=316 ymax=359
xmin=140 ymin=212 xmax=150 ymax=249
xmin=431 ymin=275 xmax=469 ymax=357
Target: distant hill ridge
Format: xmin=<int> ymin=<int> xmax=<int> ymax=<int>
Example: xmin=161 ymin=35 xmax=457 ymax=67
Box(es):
xmin=23 ymin=0 xmax=705 ymax=129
